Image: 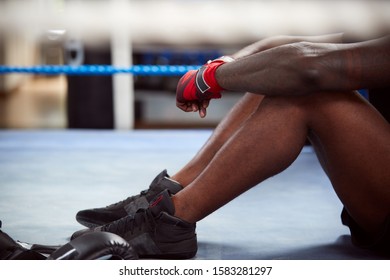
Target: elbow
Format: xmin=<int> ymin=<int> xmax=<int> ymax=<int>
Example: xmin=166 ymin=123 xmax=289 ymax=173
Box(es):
xmin=289 ymin=42 xmax=329 ymax=94
xmin=301 ymin=64 xmax=322 ymax=93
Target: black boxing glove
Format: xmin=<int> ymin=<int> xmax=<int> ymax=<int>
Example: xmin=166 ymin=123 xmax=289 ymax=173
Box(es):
xmin=0 ymin=227 xmax=46 ymax=260
xmin=48 ymin=232 xmax=138 ymax=260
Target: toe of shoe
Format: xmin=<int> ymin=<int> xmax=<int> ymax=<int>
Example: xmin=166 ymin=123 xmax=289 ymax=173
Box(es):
xmin=71 ymin=228 xmax=93 ymax=240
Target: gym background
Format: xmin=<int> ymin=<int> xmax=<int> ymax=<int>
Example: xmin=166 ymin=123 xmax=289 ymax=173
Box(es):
xmin=1 ymin=0 xmax=389 ymax=130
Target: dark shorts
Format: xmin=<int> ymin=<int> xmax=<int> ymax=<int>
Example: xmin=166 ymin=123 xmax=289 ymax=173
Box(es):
xmin=341 ymin=207 xmax=390 ymax=253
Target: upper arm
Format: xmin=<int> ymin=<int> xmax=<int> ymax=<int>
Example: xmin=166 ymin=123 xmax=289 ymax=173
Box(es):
xmin=304 ymin=37 xmax=390 ymax=92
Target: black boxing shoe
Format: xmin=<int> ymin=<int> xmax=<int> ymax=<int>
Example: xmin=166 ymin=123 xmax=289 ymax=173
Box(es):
xmin=71 ymin=190 xmax=197 ymax=259
xmin=76 ymin=170 xmax=183 ymax=228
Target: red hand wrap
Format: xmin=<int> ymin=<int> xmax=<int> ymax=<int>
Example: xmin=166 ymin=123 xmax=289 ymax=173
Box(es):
xmin=176 ymin=58 xmax=230 ymax=103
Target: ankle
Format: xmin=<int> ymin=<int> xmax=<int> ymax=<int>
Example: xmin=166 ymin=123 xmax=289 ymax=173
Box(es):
xmin=171 ymin=169 xmax=199 ymax=188
xmin=165 ymin=176 xmax=181 ymax=186
xmin=170 ymin=173 xmax=187 ymax=187
xmin=171 ymin=195 xmax=197 ymax=224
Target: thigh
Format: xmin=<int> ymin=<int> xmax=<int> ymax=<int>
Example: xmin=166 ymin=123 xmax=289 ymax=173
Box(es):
xmin=306 ymin=90 xmax=390 ymax=235
xmin=208 ymin=92 xmax=264 ymax=143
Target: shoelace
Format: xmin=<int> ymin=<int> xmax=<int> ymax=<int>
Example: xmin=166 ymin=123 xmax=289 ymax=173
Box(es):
xmin=101 ymin=209 xmax=156 ymax=236
xmin=105 ymin=189 xmax=148 ymax=208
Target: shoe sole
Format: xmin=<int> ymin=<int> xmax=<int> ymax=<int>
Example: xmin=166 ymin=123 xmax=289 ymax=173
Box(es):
xmin=141 ymin=251 xmax=197 ymax=259
xmin=76 ymin=217 xmax=104 ymax=229
xmin=132 ymin=235 xmax=197 ymax=260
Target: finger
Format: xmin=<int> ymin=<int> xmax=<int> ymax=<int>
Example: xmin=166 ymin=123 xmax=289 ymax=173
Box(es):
xmin=201 ymin=99 xmax=210 ymax=109
xmin=191 ymin=103 xmax=199 ymax=112
xmin=199 ymin=107 xmax=207 ymax=118
xmin=176 ymin=102 xmax=192 ymax=112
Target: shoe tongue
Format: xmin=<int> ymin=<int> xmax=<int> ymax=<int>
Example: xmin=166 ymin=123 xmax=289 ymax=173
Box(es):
xmin=149 ymin=190 xmax=175 ymax=216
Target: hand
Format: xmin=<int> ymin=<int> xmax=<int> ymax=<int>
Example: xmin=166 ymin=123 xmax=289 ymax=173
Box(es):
xmin=176 ymin=99 xmax=210 ymax=118
xmin=175 ymin=58 xmax=232 ymax=117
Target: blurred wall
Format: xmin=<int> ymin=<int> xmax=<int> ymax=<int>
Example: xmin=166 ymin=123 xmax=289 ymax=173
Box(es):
xmin=0 ymin=0 xmax=388 ymax=129
xmin=0 ymin=33 xmax=67 ymax=129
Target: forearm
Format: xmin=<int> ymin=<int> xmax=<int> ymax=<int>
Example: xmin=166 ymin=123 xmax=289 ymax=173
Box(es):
xmin=217 ymin=37 xmax=390 ymax=96
xmin=230 ymin=33 xmax=344 ymax=60
xmin=315 ymin=37 xmax=390 ymax=92
xmin=217 ymin=42 xmax=326 ymax=96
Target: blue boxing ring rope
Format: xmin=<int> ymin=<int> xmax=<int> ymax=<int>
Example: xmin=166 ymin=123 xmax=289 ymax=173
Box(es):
xmin=0 ymin=64 xmax=202 ymax=129
xmin=0 ymin=65 xmax=201 ymax=76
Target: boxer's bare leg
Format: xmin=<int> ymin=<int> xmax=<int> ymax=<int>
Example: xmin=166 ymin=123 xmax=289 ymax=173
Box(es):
xmin=173 ymin=91 xmax=390 ymax=236
xmin=171 ymin=93 xmax=264 ymax=187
